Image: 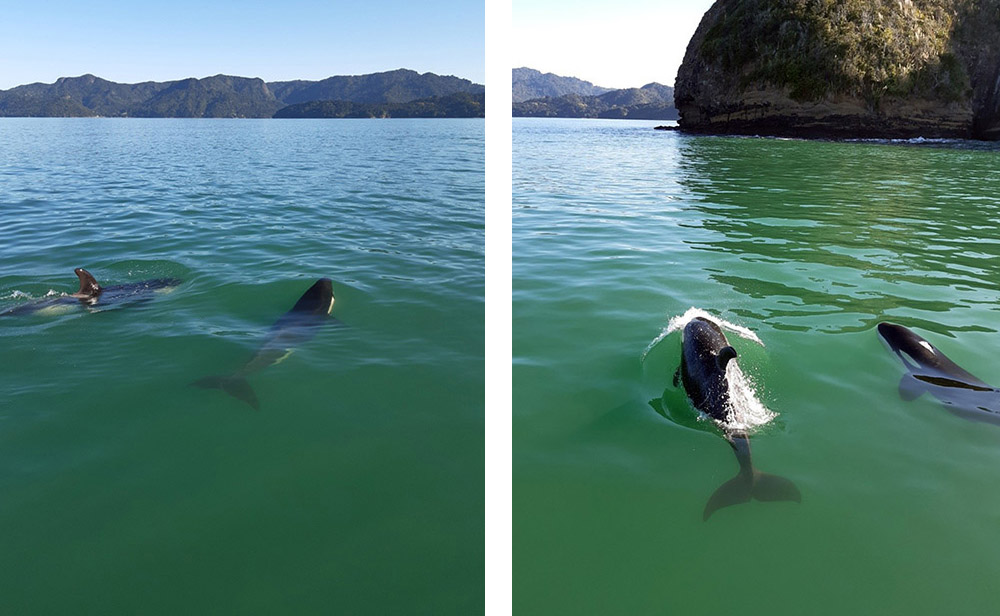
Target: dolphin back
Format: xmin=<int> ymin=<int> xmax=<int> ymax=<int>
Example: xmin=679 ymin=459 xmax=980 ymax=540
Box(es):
xmin=877 ymin=322 xmax=988 ymax=387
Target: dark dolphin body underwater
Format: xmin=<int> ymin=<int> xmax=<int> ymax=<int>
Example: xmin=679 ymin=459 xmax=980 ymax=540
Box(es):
xmin=1 ymin=268 xmax=180 ymax=316
xmin=194 ymin=278 xmax=335 ymax=410
xmin=878 ymin=322 xmax=1000 ymax=425
xmin=676 ymin=317 xmax=800 ymax=520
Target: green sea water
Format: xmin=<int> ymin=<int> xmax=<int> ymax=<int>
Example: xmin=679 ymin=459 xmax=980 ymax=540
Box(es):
xmin=514 ymin=119 xmax=1000 ymax=614
xmin=0 ymin=118 xmax=483 ymax=613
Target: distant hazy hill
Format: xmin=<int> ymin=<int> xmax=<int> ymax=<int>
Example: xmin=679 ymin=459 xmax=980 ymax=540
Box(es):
xmin=0 ymin=70 xmax=484 ymax=118
xmin=513 ymin=81 xmax=677 ymax=120
xmin=512 ymin=68 xmax=613 ymax=103
xmin=275 ymin=92 xmax=484 ymax=118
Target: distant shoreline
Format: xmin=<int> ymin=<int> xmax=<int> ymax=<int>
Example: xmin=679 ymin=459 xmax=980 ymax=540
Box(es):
xmin=0 ymin=70 xmax=484 ymax=119
xmin=0 ymin=116 xmax=485 ymax=120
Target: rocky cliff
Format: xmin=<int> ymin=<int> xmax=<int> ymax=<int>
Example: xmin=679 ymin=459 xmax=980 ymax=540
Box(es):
xmin=675 ymin=0 xmax=1000 ymax=139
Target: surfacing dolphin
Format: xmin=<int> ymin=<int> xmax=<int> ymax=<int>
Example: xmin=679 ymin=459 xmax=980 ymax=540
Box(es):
xmin=193 ymin=278 xmax=335 ymax=410
xmin=878 ymin=322 xmax=1000 ymax=425
xmin=1 ymin=268 xmax=180 ymax=316
xmin=677 ymin=317 xmax=800 ymax=520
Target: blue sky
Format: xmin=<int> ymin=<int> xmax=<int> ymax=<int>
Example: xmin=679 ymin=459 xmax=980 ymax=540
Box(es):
xmin=0 ymin=0 xmax=485 ymax=89
xmin=512 ymin=0 xmax=715 ymax=89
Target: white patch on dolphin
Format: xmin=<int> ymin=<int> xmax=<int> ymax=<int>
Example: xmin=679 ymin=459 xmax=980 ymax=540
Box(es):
xmin=34 ymin=304 xmax=77 ymax=317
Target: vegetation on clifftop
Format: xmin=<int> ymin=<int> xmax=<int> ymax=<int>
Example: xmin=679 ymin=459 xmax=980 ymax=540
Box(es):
xmin=699 ymin=0 xmax=973 ymax=106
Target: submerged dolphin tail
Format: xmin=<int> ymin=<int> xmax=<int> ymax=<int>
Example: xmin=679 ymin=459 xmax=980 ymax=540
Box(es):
xmin=703 ymin=436 xmax=800 ymax=521
xmin=193 ymin=375 xmax=260 ymax=411
xmin=703 ymin=470 xmax=801 ymax=521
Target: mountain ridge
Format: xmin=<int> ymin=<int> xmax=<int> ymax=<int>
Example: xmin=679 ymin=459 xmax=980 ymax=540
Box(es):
xmin=512 ymin=70 xmax=677 ymax=120
xmin=0 ymin=69 xmax=484 ymax=118
xmin=512 ymin=67 xmax=613 ymax=103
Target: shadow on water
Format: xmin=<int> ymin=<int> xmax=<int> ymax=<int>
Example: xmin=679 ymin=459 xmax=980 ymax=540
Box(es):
xmin=675 ymin=136 xmax=1000 ymax=334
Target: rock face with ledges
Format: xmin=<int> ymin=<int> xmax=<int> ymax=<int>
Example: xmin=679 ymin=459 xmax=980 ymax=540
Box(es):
xmin=675 ymin=0 xmax=1000 ymax=139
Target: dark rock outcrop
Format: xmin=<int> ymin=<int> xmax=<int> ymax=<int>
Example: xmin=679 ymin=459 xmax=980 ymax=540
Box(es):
xmin=675 ymin=0 xmax=1000 ymax=139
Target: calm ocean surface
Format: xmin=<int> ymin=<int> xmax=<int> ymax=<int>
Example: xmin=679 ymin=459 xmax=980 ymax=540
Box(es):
xmin=514 ymin=118 xmax=1000 ymax=614
xmin=0 ymin=118 xmax=483 ymax=613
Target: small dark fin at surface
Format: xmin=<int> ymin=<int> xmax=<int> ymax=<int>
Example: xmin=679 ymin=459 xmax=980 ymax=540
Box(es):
xmin=717 ymin=346 xmax=737 ymax=370
xmin=193 ymin=375 xmax=260 ymax=411
xmin=73 ymin=268 xmax=101 ymax=298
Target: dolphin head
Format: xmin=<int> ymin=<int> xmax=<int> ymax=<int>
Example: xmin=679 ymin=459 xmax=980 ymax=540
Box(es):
xmin=877 ymin=322 xmax=937 ymax=361
xmin=877 ymin=322 xmax=909 ymax=348
xmin=290 ymin=278 xmax=335 ymax=316
xmin=72 ymin=268 xmax=102 ymax=298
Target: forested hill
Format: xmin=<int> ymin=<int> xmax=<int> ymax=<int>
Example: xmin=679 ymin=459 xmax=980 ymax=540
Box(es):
xmin=513 ymin=80 xmax=677 ymax=120
xmin=0 ymin=69 xmax=485 ymax=118
xmin=512 ymin=67 xmax=613 ymax=102
xmin=274 ymin=92 xmax=484 ymax=118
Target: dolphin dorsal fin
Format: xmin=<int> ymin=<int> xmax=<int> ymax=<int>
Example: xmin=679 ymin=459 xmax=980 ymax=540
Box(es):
xmin=73 ymin=268 xmax=102 ymax=298
xmin=717 ymin=346 xmax=738 ymax=370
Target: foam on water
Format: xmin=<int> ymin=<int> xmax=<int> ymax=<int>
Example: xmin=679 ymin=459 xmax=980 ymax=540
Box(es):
xmin=718 ymin=360 xmax=776 ymax=432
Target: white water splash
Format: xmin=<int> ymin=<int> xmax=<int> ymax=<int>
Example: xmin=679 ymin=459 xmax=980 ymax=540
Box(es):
xmin=2 ymin=289 xmax=65 ymax=300
xmin=719 ymin=360 xmax=776 ymax=432
xmin=641 ymin=307 xmax=763 ymax=362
